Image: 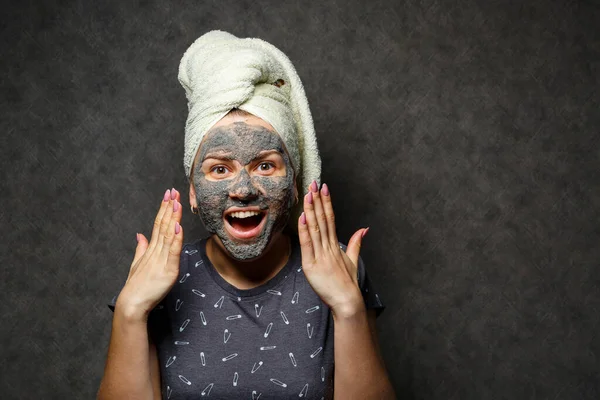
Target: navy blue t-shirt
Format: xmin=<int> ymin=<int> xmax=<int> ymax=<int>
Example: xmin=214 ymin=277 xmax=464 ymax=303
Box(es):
xmin=108 ymin=235 xmax=385 ymax=399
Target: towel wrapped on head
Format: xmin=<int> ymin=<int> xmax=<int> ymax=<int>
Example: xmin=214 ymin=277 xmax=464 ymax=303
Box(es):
xmin=178 ymin=30 xmax=321 ymax=222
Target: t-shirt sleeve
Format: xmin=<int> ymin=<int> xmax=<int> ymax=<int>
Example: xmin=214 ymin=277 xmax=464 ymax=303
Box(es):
xmin=339 ymin=243 xmax=386 ymax=318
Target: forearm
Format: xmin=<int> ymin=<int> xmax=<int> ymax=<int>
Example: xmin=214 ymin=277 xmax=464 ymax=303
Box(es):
xmin=332 ymin=304 xmax=395 ymax=400
xmin=97 ymin=306 xmax=154 ymax=400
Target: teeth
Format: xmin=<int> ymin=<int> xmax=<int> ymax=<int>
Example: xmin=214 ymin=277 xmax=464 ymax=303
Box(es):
xmin=229 ymin=211 xmax=261 ymax=219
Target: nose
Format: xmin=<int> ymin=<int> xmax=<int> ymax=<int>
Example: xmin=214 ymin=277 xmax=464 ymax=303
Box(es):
xmin=229 ymin=170 xmax=259 ymax=202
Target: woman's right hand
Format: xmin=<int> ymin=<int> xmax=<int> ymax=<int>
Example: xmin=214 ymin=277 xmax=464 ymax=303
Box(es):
xmin=115 ymin=188 xmax=184 ymax=321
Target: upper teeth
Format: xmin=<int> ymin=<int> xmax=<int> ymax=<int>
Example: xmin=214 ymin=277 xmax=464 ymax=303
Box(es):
xmin=230 ymin=211 xmax=261 ymax=219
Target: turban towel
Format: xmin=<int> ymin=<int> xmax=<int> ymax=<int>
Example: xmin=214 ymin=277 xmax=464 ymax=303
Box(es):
xmin=178 ymin=30 xmax=321 ymax=224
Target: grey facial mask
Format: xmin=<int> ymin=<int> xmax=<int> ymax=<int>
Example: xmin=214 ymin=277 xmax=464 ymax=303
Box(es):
xmin=192 ymin=123 xmax=295 ymax=260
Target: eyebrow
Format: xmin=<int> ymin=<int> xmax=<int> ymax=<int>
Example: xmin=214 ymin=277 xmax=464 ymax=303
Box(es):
xmin=202 ymin=149 xmax=283 ymax=163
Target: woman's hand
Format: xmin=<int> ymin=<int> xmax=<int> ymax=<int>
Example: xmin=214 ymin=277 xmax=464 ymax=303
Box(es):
xmin=115 ymin=188 xmax=184 ymax=321
xmin=297 ymin=181 xmax=368 ymax=319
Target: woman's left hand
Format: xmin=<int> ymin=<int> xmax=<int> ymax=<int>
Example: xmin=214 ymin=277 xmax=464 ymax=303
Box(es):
xmin=298 ymin=180 xmax=369 ymax=319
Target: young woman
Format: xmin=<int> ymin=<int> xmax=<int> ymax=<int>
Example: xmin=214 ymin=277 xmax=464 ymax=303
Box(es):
xmin=98 ymin=32 xmax=395 ymax=400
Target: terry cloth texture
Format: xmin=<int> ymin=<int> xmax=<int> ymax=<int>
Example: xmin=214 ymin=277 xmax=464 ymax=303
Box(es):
xmin=108 ymin=236 xmax=385 ymax=399
xmin=178 ymin=30 xmax=322 ymax=222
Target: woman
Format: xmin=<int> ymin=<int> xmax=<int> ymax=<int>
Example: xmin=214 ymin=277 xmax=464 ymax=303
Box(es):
xmin=98 ymin=31 xmax=395 ymax=400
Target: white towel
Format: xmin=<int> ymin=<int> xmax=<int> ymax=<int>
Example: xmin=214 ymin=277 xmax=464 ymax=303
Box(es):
xmin=178 ymin=30 xmax=321 ymax=222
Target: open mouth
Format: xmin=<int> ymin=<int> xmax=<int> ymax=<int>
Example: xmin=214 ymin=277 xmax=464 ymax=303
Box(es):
xmin=224 ymin=210 xmax=267 ymax=239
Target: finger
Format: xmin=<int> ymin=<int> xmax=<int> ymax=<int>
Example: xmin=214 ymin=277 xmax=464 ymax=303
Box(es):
xmin=128 ymin=233 xmax=149 ymax=279
xmin=303 ymin=189 xmax=323 ymax=256
xmin=309 ymin=180 xmax=330 ymax=246
xmin=298 ymin=212 xmax=316 ymax=265
xmin=320 ymin=183 xmax=339 ymax=247
xmin=157 ymin=194 xmax=179 ymax=249
xmin=165 ymin=220 xmax=184 ymax=273
xmin=345 ymin=228 xmax=368 ymax=267
xmin=149 ymin=189 xmax=172 ymax=249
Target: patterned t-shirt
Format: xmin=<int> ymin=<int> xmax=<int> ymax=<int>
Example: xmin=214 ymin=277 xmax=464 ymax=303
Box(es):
xmin=108 ymin=234 xmax=385 ymax=400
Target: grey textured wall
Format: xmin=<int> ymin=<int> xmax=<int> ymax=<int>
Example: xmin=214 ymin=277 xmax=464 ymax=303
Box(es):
xmin=2 ymin=0 xmax=599 ymax=398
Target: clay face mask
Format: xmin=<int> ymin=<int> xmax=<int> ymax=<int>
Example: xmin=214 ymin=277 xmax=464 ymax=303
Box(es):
xmin=192 ymin=123 xmax=295 ymax=260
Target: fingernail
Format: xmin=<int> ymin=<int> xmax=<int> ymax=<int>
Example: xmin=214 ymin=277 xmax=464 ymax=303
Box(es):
xmin=362 ymin=227 xmax=370 ymax=238
xmin=310 ymin=180 xmax=318 ymax=193
xmin=163 ymin=189 xmax=170 ymax=202
xmin=322 ymin=183 xmax=330 ymax=196
xmin=173 ymin=200 xmax=179 ymax=212
xmin=300 ymin=212 xmax=306 ymax=225
xmin=136 ymin=233 xmax=139 ymax=242
xmin=171 ymin=188 xmax=176 ymax=200
xmin=175 ymin=222 xmax=181 ymax=234
xmin=308 ymin=191 xmax=313 ymax=204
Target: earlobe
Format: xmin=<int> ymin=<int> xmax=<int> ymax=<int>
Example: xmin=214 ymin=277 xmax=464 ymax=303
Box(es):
xmin=189 ymin=181 xmax=196 ymax=208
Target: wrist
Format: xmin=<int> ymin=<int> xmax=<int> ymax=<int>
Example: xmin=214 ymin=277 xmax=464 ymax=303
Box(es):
xmin=331 ymin=295 xmax=366 ymax=321
xmin=114 ymin=297 xmax=150 ymax=324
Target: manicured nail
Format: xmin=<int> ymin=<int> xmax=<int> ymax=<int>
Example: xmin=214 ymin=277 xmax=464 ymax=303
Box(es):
xmin=173 ymin=200 xmax=179 ymax=212
xmin=362 ymin=227 xmax=370 ymax=238
xmin=310 ymin=180 xmax=318 ymax=193
xmin=136 ymin=233 xmax=139 ymax=242
xmin=307 ymin=191 xmax=313 ymax=204
xmin=300 ymin=212 xmax=306 ymax=225
xmin=175 ymin=222 xmax=181 ymax=234
xmin=171 ymin=188 xmax=176 ymax=200
xmin=163 ymin=189 xmax=170 ymax=202
xmin=321 ymin=183 xmax=330 ymax=196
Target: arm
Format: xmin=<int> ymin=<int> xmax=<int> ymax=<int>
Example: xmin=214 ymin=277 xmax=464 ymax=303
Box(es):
xmin=97 ymin=307 xmax=161 ymax=400
xmin=333 ymin=305 xmax=396 ymax=400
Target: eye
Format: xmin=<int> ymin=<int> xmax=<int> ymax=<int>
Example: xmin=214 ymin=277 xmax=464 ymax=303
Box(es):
xmin=258 ymin=162 xmax=273 ymax=171
xmin=210 ymin=166 xmax=229 ymax=175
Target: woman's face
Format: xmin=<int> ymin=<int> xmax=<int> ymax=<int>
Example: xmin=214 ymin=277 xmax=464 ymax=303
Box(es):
xmin=189 ymin=113 xmax=296 ymax=260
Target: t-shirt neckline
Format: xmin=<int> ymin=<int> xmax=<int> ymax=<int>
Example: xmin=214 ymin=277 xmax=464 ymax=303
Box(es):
xmin=197 ymin=235 xmax=300 ymax=299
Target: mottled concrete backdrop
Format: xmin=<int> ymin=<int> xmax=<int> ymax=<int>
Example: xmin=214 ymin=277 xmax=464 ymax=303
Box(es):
xmin=1 ymin=0 xmax=599 ymax=398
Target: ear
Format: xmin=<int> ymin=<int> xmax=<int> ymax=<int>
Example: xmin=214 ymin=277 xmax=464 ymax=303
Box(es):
xmin=189 ymin=180 xmax=197 ymax=208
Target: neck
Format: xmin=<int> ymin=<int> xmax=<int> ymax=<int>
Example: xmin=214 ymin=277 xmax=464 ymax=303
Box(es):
xmin=206 ymin=232 xmax=291 ymax=289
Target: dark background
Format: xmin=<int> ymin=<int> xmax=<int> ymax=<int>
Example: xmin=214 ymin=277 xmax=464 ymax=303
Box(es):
xmin=2 ymin=0 xmax=599 ymax=398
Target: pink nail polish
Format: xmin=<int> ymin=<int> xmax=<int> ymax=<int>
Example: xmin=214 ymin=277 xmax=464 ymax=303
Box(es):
xmin=300 ymin=212 xmax=306 ymax=225
xmin=310 ymin=180 xmax=318 ymax=193
xmin=171 ymin=188 xmax=176 ymax=200
xmin=175 ymin=222 xmax=181 ymax=234
xmin=173 ymin=200 xmax=179 ymax=212
xmin=308 ymin=191 xmax=313 ymax=204
xmin=163 ymin=189 xmax=170 ymax=202
xmin=362 ymin=227 xmax=370 ymax=238
xmin=322 ymin=183 xmax=330 ymax=196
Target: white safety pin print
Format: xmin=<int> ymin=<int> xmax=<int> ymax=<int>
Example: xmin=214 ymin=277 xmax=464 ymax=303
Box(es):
xmin=175 ymin=299 xmax=183 ymax=311
xmin=201 ymin=382 xmax=214 ymax=396
xmin=305 ymin=305 xmax=319 ymax=313
xmin=167 ymin=385 xmax=172 ymax=399
xmin=375 ymin=293 xmax=382 ymax=306
xmin=200 ymin=311 xmax=207 ymax=325
xmin=264 ymin=322 xmax=273 ymax=338
xmin=251 ymin=361 xmax=263 ymax=373
xmin=178 ymin=375 xmax=192 ymax=385
xmin=252 ymin=390 xmax=262 ymax=400
xmin=289 ymin=352 xmax=297 ymax=367
xmin=200 ymin=352 xmax=206 ymax=366
xmin=194 ymin=260 xmax=203 ymax=267
xmin=260 ymin=345 xmax=276 ymax=350
xmin=224 ymin=328 xmax=231 ymax=343
xmin=184 ymin=249 xmax=198 ymax=255
xmin=270 ymin=378 xmax=287 ymax=388
xmin=255 ymin=303 xmax=263 ymax=317
xmin=310 ymin=347 xmax=323 ymax=358
xmin=307 ymin=323 xmax=314 ymax=339
xmin=179 ymin=319 xmax=190 ymax=332
xmin=267 ymin=289 xmax=282 ymax=296
xmin=297 ymin=266 xmax=302 ymax=272
xmin=280 ymin=311 xmax=289 ymax=324
xmin=174 ymin=341 xmax=189 ymax=345
xmin=192 ymin=289 xmax=206 ymax=297
xmin=299 ymin=383 xmax=309 ymax=397
xmin=222 ymin=353 xmax=238 ymax=361
xmin=179 ymin=273 xmax=190 ymax=283
xmin=291 ymin=291 xmax=299 ymax=304
xmin=233 ymin=371 xmax=239 ymax=386
xmin=321 ymin=366 xmax=325 ymax=382
xmin=226 ymin=314 xmax=242 ymax=320
xmin=214 ymin=295 xmax=224 ymax=308
xmin=165 ymin=356 xmax=176 ymax=368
